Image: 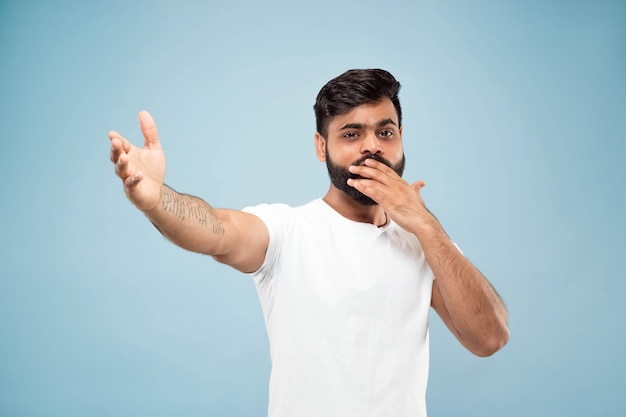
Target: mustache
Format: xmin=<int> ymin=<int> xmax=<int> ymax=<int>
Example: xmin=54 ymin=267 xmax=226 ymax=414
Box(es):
xmin=352 ymin=153 xmax=393 ymax=168
xmin=349 ymin=153 xmax=395 ymax=180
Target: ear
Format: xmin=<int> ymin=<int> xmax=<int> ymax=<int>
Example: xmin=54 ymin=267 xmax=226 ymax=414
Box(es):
xmin=315 ymin=132 xmax=327 ymax=162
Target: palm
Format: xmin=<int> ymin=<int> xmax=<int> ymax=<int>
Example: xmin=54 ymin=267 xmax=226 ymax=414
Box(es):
xmin=125 ymin=142 xmax=165 ymax=208
xmin=109 ymin=111 xmax=166 ymax=211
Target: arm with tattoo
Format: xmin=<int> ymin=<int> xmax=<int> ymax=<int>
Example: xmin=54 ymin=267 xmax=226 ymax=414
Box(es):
xmin=109 ymin=111 xmax=268 ymax=273
xmin=145 ymin=184 xmax=227 ymax=254
xmin=158 ymin=185 xmax=224 ymax=235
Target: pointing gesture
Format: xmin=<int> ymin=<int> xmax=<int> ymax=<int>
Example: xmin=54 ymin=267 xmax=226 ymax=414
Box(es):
xmin=108 ymin=111 xmax=166 ymax=212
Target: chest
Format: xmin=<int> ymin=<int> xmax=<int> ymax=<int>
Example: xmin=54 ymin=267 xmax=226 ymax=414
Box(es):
xmin=274 ymin=220 xmax=434 ymax=317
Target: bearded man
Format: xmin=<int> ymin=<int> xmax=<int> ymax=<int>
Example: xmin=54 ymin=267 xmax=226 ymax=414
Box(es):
xmin=108 ymin=68 xmax=509 ymax=417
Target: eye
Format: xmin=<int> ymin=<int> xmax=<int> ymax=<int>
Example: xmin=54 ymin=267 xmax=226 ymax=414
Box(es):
xmin=343 ymin=132 xmax=359 ymax=140
xmin=378 ymin=130 xmax=394 ymax=139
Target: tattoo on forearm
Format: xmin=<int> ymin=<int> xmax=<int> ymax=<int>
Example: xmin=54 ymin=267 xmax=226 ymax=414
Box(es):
xmin=161 ymin=185 xmax=225 ymax=235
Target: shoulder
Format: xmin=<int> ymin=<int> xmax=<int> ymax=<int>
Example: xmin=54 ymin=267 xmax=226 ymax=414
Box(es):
xmin=242 ymin=200 xmax=326 ymax=233
xmin=243 ymin=199 xmax=323 ymax=220
xmin=243 ymin=202 xmax=294 ymax=218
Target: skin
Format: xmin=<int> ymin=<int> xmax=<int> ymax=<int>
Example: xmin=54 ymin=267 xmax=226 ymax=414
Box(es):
xmin=109 ymin=101 xmax=509 ymax=357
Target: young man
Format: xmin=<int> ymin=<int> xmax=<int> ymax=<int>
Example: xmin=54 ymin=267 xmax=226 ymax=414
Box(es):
xmin=108 ymin=69 xmax=509 ymax=417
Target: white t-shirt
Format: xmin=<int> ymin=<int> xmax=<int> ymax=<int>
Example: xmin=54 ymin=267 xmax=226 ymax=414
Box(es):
xmin=244 ymin=199 xmax=435 ymax=417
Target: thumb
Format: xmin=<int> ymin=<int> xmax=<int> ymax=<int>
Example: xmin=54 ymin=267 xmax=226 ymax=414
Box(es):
xmin=138 ymin=110 xmax=161 ymax=149
xmin=411 ymin=180 xmax=426 ymax=192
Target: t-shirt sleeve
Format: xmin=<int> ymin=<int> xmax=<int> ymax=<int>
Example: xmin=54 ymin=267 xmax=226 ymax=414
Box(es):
xmin=242 ymin=203 xmax=292 ymax=282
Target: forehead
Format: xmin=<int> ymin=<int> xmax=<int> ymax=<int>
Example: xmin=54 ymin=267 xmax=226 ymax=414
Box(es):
xmin=328 ymin=98 xmax=398 ymax=132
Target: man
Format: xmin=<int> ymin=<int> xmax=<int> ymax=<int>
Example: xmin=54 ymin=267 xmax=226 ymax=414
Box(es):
xmin=108 ymin=69 xmax=509 ymax=417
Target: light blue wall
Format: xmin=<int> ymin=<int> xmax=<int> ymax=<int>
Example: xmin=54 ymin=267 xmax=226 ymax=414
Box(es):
xmin=1 ymin=1 xmax=624 ymax=416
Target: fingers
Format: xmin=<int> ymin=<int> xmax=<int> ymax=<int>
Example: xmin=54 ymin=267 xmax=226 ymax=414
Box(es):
xmin=109 ymin=131 xmax=132 ymax=166
xmin=110 ymin=136 xmax=144 ymax=190
xmin=348 ymin=159 xmax=395 ymax=184
xmin=108 ymin=131 xmax=131 ymax=152
xmin=347 ymin=177 xmax=382 ymax=204
xmin=124 ymin=171 xmax=144 ymax=189
xmin=109 ymin=137 xmax=123 ymax=164
xmin=113 ymin=147 xmax=139 ymax=182
xmin=138 ymin=110 xmax=161 ymax=149
xmin=108 ymin=110 xmax=158 ymax=164
xmin=114 ymin=151 xmax=131 ymax=179
xmin=347 ymin=159 xmax=426 ymax=203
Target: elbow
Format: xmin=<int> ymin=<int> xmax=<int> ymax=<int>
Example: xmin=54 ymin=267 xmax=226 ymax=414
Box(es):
xmin=473 ymin=325 xmax=510 ymax=357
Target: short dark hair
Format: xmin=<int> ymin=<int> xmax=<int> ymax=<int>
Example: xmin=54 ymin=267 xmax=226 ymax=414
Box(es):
xmin=313 ymin=69 xmax=402 ymax=138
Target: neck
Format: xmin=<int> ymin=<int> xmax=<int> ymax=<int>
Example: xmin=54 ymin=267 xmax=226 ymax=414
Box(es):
xmin=322 ymin=186 xmax=388 ymax=227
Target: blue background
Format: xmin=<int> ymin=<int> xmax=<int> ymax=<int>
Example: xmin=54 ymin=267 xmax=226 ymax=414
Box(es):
xmin=1 ymin=1 xmax=624 ymax=416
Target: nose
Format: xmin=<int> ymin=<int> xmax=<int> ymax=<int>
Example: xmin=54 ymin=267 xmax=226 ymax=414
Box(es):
xmin=360 ymin=132 xmax=382 ymax=155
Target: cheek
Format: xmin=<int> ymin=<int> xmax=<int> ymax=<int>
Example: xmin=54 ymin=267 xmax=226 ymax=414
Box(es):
xmin=388 ymin=143 xmax=404 ymax=160
xmin=327 ymin=142 xmax=357 ymax=163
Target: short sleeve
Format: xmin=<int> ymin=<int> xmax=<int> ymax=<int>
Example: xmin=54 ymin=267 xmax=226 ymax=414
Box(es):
xmin=242 ymin=203 xmax=292 ymax=282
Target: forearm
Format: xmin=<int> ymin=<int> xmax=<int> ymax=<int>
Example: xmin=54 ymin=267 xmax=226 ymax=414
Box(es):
xmin=413 ymin=212 xmax=509 ymax=355
xmin=143 ymin=184 xmax=227 ymax=255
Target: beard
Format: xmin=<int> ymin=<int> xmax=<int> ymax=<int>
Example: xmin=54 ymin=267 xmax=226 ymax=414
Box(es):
xmin=325 ymin=150 xmax=406 ymax=206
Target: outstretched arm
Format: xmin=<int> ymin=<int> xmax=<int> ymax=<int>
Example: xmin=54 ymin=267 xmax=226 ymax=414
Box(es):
xmin=348 ymin=158 xmax=509 ymax=357
xmin=108 ymin=111 xmax=268 ymax=273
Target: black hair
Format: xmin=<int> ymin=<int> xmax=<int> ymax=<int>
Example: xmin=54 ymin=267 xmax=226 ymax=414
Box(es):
xmin=313 ymin=69 xmax=402 ymax=138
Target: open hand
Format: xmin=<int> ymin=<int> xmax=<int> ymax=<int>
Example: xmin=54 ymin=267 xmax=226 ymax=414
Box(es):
xmin=108 ymin=111 xmax=166 ymax=212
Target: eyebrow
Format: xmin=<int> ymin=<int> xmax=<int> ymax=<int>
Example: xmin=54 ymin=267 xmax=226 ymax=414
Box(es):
xmin=339 ymin=118 xmax=398 ymax=131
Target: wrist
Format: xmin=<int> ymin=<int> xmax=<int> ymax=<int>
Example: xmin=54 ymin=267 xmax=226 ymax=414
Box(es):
xmin=409 ymin=207 xmax=446 ymax=240
xmin=139 ymin=184 xmax=166 ymax=218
